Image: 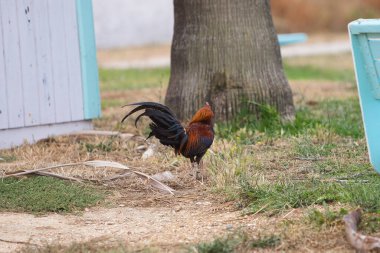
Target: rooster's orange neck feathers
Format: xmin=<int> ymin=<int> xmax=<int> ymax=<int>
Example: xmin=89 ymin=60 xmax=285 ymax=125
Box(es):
xmin=189 ymin=103 xmax=214 ymax=125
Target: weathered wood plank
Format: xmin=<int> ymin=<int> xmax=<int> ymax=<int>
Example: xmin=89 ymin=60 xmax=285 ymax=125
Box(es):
xmin=0 ymin=2 xmax=9 ymax=129
xmin=17 ymin=0 xmax=40 ymax=126
xmin=0 ymin=0 xmax=25 ymax=128
xmin=33 ymin=0 xmax=56 ymax=124
xmin=47 ymin=0 xmax=71 ymax=123
xmin=63 ymin=0 xmax=84 ymax=121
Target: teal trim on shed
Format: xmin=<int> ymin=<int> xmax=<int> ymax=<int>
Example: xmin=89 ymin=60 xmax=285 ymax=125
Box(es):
xmin=350 ymin=19 xmax=380 ymax=35
xmin=277 ymin=33 xmax=308 ymax=46
xmin=349 ymin=19 xmax=380 ymax=173
xmin=76 ymin=0 xmax=101 ymax=119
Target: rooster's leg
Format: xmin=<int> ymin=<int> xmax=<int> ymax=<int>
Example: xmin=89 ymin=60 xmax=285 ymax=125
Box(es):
xmin=190 ymin=157 xmax=203 ymax=180
xmin=197 ymin=161 xmax=204 ymax=182
xmin=198 ymin=161 xmax=204 ymax=183
xmin=190 ymin=162 xmax=194 ymax=177
xmin=195 ymin=156 xmax=205 ymax=181
xmin=191 ymin=163 xmax=200 ymax=180
xmin=189 ymin=158 xmax=198 ymax=179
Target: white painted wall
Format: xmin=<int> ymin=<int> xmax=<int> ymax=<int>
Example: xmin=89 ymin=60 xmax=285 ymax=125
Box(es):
xmin=0 ymin=0 xmax=84 ymax=130
xmin=92 ymin=0 xmax=174 ymax=48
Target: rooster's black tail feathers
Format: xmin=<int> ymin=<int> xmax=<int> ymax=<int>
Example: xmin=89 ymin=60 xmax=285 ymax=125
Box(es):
xmin=122 ymin=102 xmax=186 ymax=150
xmin=121 ymin=102 xmax=175 ymax=123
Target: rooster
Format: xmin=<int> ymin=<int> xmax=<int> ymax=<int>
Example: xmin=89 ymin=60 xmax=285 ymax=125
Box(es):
xmin=122 ymin=102 xmax=214 ymax=179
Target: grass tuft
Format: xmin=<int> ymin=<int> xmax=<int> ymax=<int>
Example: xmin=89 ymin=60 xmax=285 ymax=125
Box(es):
xmin=216 ymin=98 xmax=363 ymax=144
xmin=0 ymin=177 xmax=104 ymax=213
xmin=82 ymin=141 xmax=115 ymax=153
xmin=240 ymin=180 xmax=340 ymax=214
xmin=284 ymin=64 xmax=355 ymax=83
xmin=250 ymin=235 xmax=281 ymax=249
xmin=307 ymin=206 xmax=348 ymax=228
xmin=359 ymin=213 xmax=380 ymax=234
xmin=193 ymin=232 xmax=280 ymax=253
xmin=240 ymin=179 xmax=380 ymax=214
xmin=0 ymin=154 xmax=17 ymax=162
xmin=195 ymin=237 xmax=236 ymax=253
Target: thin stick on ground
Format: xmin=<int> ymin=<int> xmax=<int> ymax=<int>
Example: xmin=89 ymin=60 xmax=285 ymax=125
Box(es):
xmin=294 ymin=156 xmax=324 ymax=161
xmin=0 ymin=238 xmax=38 ymax=246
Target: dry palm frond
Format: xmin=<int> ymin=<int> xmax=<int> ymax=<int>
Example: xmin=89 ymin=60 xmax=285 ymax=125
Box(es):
xmin=1 ymin=160 xmax=175 ymax=195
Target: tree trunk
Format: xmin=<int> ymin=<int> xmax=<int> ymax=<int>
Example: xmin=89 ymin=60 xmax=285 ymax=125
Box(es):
xmin=165 ymin=0 xmax=295 ymax=122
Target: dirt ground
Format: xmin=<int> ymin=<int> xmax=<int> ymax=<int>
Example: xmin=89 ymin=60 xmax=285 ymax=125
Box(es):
xmin=0 ymin=198 xmax=261 ymax=252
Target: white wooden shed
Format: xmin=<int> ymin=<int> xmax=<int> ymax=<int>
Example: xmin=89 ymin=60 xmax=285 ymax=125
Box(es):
xmin=0 ymin=0 xmax=100 ymax=149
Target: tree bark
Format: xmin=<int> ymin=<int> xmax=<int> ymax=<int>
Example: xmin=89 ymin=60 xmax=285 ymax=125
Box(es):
xmin=165 ymin=0 xmax=295 ymax=122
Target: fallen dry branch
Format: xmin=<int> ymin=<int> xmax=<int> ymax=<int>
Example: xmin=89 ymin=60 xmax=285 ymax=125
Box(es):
xmin=34 ymin=171 xmax=83 ymax=183
xmin=2 ymin=163 xmax=81 ymax=178
xmin=1 ymin=160 xmax=175 ymax=195
xmin=343 ymin=209 xmax=380 ymax=252
xmin=294 ymin=156 xmax=324 ymax=161
xmin=0 ymin=238 xmax=37 ymax=245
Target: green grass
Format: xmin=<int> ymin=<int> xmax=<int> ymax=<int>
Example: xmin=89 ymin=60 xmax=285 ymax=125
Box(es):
xmin=81 ymin=140 xmax=115 ymax=153
xmin=98 ymin=61 xmax=355 ymax=93
xmin=0 ymin=154 xmax=17 ymax=162
xmin=209 ymin=94 xmax=378 ymax=218
xmin=317 ymin=99 xmax=364 ymax=138
xmin=359 ymin=213 xmax=380 ymax=234
xmin=194 ymin=237 xmax=237 ymax=253
xmin=216 ymin=98 xmax=363 ymax=144
xmin=250 ymin=235 xmax=281 ymax=249
xmin=294 ymin=137 xmax=336 ymax=158
xmin=215 ymin=103 xmax=316 ymax=143
xmin=284 ymin=64 xmax=356 ymax=83
xmin=307 ymin=206 xmax=380 ymax=234
xmin=307 ymin=206 xmax=348 ymax=228
xmin=101 ymin=99 xmax=125 ymax=110
xmin=240 ymin=178 xmax=380 ymax=215
xmin=193 ymin=232 xmax=280 ymax=253
xmin=98 ymin=62 xmax=354 ymax=93
xmin=0 ymin=177 xmax=105 ymax=213
xmin=99 ymin=68 xmax=169 ymax=91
